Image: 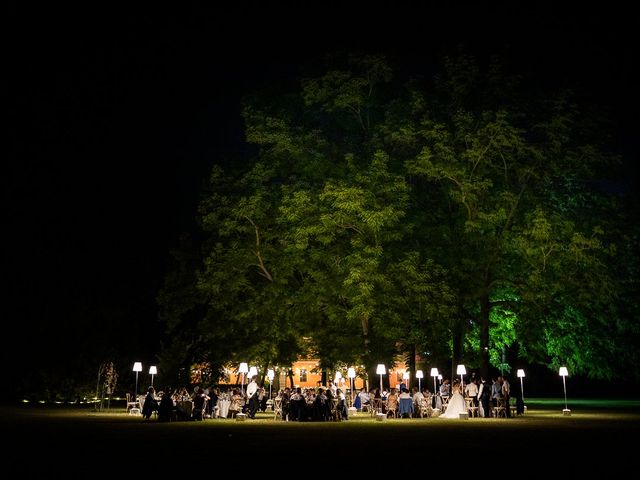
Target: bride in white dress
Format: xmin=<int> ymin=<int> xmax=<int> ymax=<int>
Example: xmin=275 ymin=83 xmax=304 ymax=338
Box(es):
xmin=440 ymin=380 xmax=467 ymax=419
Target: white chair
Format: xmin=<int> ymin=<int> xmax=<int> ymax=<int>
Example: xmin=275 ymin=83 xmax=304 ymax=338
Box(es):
xmin=273 ymin=397 xmax=284 ymax=420
xmin=126 ymin=393 xmax=139 ymax=414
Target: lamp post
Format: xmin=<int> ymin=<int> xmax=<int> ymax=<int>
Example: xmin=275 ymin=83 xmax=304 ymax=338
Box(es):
xmin=334 ymin=371 xmax=342 ymax=390
xmin=559 ymin=366 xmax=570 ymax=415
xmin=347 ymin=367 xmax=356 ymax=403
xmin=457 ymin=364 xmax=466 ymax=392
xmin=517 ymin=369 xmax=525 ymax=404
xmin=430 ymin=368 xmax=439 ymax=395
xmin=416 ymin=370 xmax=424 ymax=392
xmin=376 ymin=364 xmax=386 ymax=395
xmin=133 ymin=362 xmax=142 ymax=399
xmin=267 ymin=369 xmax=275 ymax=404
xmin=239 ymin=362 xmax=249 ymax=397
xmin=402 ymin=371 xmax=410 ymax=390
xmin=149 ymin=365 xmax=157 ymax=387
xmin=376 ymin=364 xmax=386 ymax=415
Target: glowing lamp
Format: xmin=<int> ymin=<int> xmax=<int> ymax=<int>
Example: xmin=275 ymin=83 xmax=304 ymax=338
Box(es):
xmin=132 ymin=362 xmax=142 ymax=399
xmin=239 ymin=362 xmax=249 ymax=396
xmin=516 ymin=368 xmax=525 ymax=406
xmin=267 ymin=368 xmax=275 ymax=401
xmin=248 ymin=366 xmax=258 ymax=378
xmin=416 ymin=370 xmax=423 ymax=391
xmin=456 ymin=364 xmax=466 ymax=391
xmin=559 ymin=366 xmax=570 ymax=415
xmin=376 ymin=364 xmax=386 ymax=395
xmin=347 ymin=367 xmax=356 ymax=403
xmin=149 ymin=365 xmax=157 ymax=387
xmin=402 ymin=371 xmax=410 ymax=389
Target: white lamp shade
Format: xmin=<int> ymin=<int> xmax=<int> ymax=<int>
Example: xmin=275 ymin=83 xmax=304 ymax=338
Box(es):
xmin=517 ymin=368 xmax=525 ymax=378
xmin=376 ymin=364 xmax=386 ymax=375
xmin=456 ymin=364 xmax=466 ymax=375
xmin=334 ymin=371 xmax=342 ymax=382
xmin=248 ymin=366 xmax=258 ymax=377
xmin=133 ymin=362 xmax=142 ymax=372
xmin=347 ymin=367 xmax=356 ymax=379
xmin=267 ymin=369 xmax=275 ymax=381
xmin=438 ymin=374 xmax=442 ymax=380
xmin=402 ymin=372 xmax=410 ymax=380
xmin=416 ymin=370 xmax=424 ymax=379
xmin=430 ymin=368 xmax=439 ymax=377
xmin=559 ymin=366 xmax=569 ymax=377
xmin=239 ymin=362 xmax=249 ymax=374
xmin=149 ymin=366 xmax=157 ymax=375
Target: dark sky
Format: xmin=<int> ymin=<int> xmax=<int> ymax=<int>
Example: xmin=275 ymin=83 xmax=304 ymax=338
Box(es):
xmin=5 ymin=3 xmax=638 ymax=392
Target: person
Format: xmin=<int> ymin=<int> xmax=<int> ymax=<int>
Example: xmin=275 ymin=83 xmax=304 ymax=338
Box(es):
xmin=141 ymin=387 xmax=158 ymax=420
xmin=192 ymin=387 xmax=209 ymax=420
xmin=157 ymin=387 xmax=175 ymax=422
xmin=246 ymin=376 xmax=259 ymax=418
xmin=440 ymin=380 xmax=467 ymax=419
xmin=478 ymin=376 xmax=492 ymax=417
xmin=501 ymin=375 xmax=511 ymax=418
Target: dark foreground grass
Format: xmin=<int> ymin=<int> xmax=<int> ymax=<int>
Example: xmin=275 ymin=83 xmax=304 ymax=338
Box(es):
xmin=3 ymin=399 xmax=638 ymax=472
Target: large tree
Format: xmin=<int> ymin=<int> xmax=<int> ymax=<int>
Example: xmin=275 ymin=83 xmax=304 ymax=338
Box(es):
xmin=159 ymin=54 xmax=636 ymax=382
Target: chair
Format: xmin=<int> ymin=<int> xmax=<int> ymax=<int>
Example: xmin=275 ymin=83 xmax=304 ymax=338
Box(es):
xmin=386 ymin=402 xmax=398 ymax=419
xmin=492 ymin=398 xmax=506 ymax=418
xmin=419 ymin=396 xmax=433 ymax=418
xmin=126 ymin=393 xmax=139 ymax=414
xmin=370 ymin=398 xmax=383 ymax=416
xmin=398 ymin=397 xmax=414 ymax=418
xmin=440 ymin=395 xmax=449 ymax=413
xmin=465 ymin=397 xmax=478 ymax=417
xmin=273 ymin=397 xmax=284 ymax=421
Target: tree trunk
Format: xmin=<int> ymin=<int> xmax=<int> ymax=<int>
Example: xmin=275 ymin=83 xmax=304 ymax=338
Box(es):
xmin=452 ymin=307 xmax=464 ymax=380
xmin=480 ymin=292 xmax=491 ymax=379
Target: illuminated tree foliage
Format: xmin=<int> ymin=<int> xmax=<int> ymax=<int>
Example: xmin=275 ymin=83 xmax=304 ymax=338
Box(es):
xmin=159 ymin=55 xmax=638 ymax=381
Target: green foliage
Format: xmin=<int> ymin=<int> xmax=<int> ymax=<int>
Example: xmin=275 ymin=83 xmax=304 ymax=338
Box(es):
xmin=159 ymin=53 xmax=637 ymax=382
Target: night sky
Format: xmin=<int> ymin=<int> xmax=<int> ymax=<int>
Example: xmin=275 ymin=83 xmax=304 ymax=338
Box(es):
xmin=5 ymin=3 xmax=638 ymax=395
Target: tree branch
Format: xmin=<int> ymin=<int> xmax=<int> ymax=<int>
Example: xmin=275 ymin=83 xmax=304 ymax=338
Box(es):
xmin=244 ymin=216 xmax=273 ymax=282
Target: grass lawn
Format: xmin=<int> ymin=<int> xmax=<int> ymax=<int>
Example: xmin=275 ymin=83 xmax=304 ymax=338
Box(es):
xmin=3 ymin=398 xmax=637 ymax=472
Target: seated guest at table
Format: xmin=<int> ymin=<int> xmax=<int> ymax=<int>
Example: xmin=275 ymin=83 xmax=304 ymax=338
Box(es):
xmin=206 ymin=387 xmax=219 ymax=418
xmin=386 ymin=388 xmax=399 ymax=417
xmin=229 ymin=389 xmax=243 ymax=418
xmin=312 ymin=388 xmax=328 ymax=421
xmin=178 ymin=387 xmax=190 ymax=401
xmin=192 ymin=387 xmax=209 ymax=421
xmin=259 ymin=387 xmax=268 ymax=412
xmin=158 ymin=387 xmax=175 ymax=422
xmin=142 ymin=387 xmax=158 ymax=420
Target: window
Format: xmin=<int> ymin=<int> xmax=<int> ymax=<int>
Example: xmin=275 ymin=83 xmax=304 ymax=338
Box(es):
xmin=300 ymin=369 xmax=308 ymax=382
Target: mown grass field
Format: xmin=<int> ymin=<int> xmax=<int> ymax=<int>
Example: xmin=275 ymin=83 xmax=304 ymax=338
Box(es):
xmin=3 ymin=398 xmax=637 ymax=472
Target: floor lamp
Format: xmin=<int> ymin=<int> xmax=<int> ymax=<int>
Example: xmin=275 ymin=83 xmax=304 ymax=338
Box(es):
xmin=239 ymin=362 xmax=248 ymax=397
xmin=348 ymin=367 xmax=356 ymax=404
xmin=416 ymin=370 xmax=423 ymax=392
xmin=133 ymin=362 xmax=142 ymax=400
xmin=559 ymin=366 xmax=570 ymax=415
xmin=149 ymin=365 xmax=157 ymax=387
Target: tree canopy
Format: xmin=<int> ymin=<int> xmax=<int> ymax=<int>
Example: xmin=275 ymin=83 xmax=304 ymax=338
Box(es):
xmin=158 ymin=54 xmax=639 ymax=383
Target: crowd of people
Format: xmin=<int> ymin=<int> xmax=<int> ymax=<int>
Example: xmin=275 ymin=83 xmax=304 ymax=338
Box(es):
xmin=136 ymin=373 xmax=523 ymax=421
